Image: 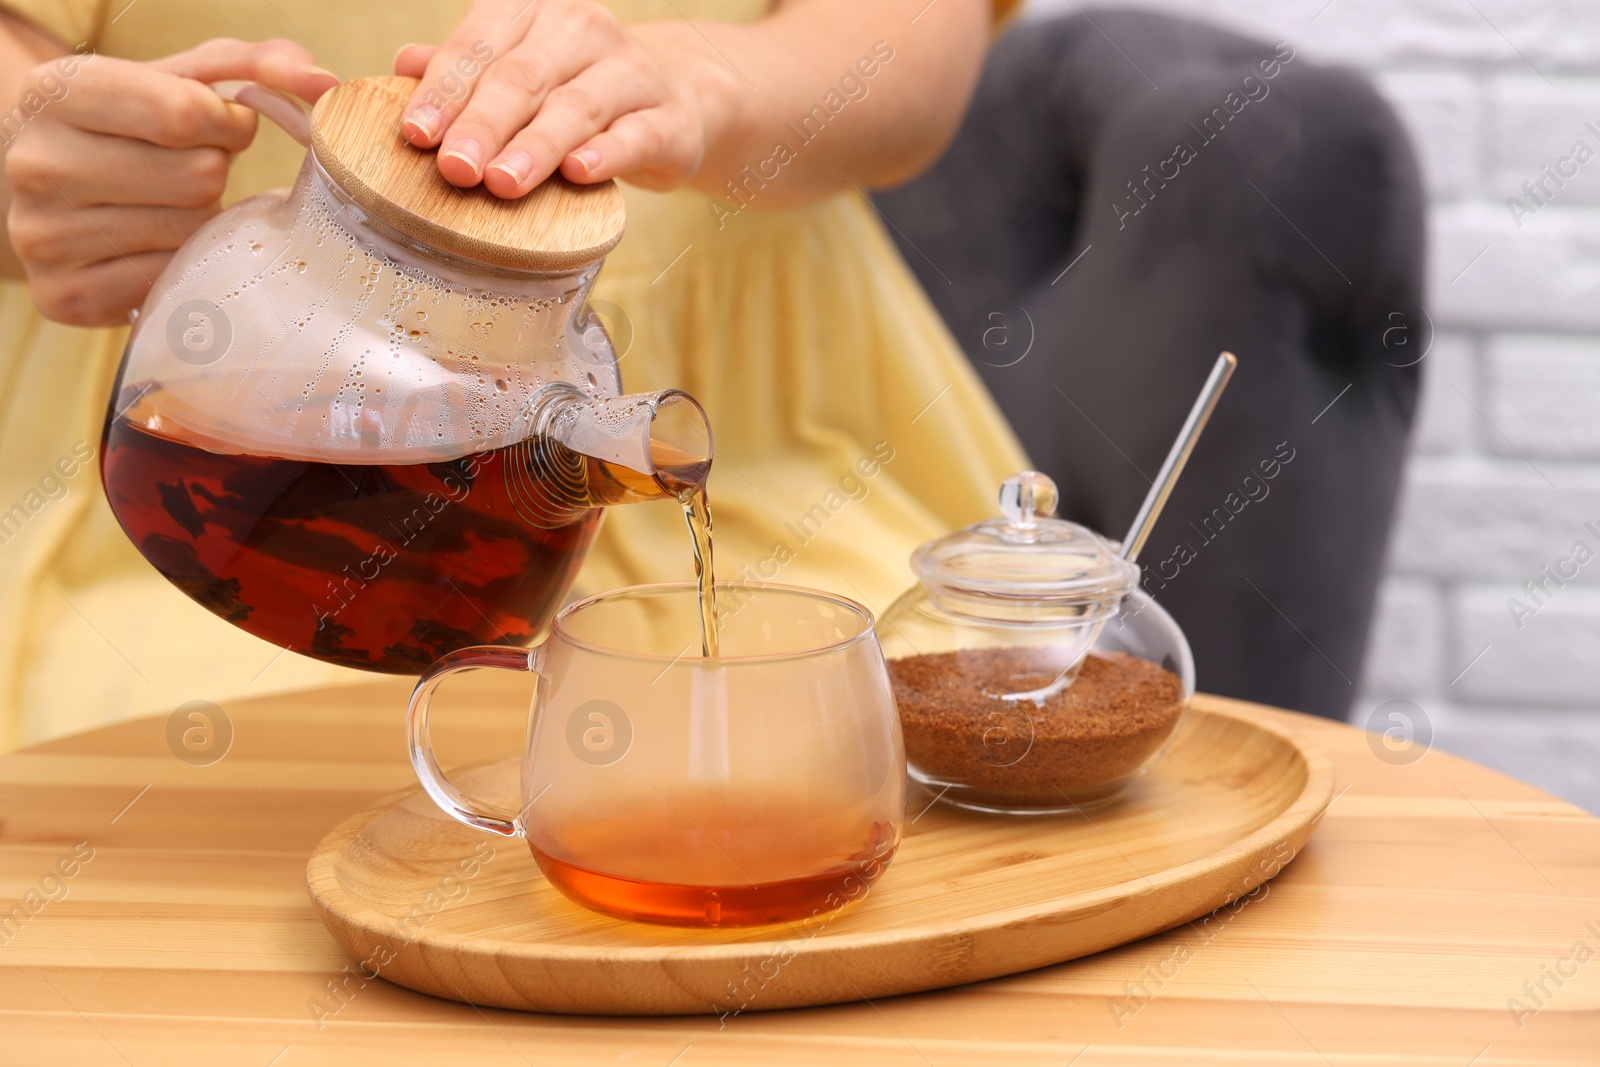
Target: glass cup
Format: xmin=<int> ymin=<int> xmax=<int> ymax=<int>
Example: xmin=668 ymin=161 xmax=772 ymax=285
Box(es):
xmin=406 ymin=582 xmax=906 ymax=927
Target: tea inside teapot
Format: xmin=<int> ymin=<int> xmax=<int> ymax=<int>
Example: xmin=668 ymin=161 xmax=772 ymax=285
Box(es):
xmin=103 ymin=379 xmax=710 ymax=672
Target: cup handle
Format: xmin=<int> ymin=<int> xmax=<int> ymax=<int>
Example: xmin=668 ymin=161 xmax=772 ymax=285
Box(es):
xmin=208 ymin=80 xmax=312 ymax=147
xmin=406 ymin=645 xmax=536 ymax=838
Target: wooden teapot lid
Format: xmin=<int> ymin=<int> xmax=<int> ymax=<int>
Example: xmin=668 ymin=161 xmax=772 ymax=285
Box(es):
xmin=310 ymin=76 xmax=626 ymax=272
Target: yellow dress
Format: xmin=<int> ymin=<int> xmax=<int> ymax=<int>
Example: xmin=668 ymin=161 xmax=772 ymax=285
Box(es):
xmin=0 ymin=0 xmax=1027 ymax=748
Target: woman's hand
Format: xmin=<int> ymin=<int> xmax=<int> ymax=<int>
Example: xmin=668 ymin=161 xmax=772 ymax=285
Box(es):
xmin=5 ymin=38 xmax=336 ymax=326
xmin=397 ymin=0 xmax=989 ymax=208
xmin=394 ymin=0 xmax=738 ymax=197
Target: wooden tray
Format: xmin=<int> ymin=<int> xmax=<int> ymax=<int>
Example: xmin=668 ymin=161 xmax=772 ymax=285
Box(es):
xmin=305 ymin=697 xmax=1333 ymax=1015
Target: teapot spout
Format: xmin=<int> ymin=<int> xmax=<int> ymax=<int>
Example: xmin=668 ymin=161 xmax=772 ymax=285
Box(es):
xmin=507 ymin=382 xmax=712 ymax=527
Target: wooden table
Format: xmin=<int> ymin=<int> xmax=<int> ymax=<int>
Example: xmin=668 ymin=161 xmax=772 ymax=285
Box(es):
xmin=2 ymin=677 xmax=1596 ymax=1065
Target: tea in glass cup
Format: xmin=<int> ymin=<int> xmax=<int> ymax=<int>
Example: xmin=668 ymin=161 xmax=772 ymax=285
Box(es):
xmin=407 ymin=582 xmax=906 ymax=927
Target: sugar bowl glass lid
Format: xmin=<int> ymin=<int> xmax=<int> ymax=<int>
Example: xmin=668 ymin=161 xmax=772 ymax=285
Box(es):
xmin=911 ymin=471 xmax=1139 ymax=605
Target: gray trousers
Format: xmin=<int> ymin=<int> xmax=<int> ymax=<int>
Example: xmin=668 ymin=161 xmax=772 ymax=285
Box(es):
xmin=873 ymin=9 xmax=1426 ymax=719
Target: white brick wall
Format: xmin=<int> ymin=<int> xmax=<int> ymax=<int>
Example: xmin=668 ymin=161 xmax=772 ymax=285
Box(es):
xmin=1378 ymin=71 xmax=1480 ymax=201
xmin=1488 ymin=334 xmax=1600 ymax=456
xmin=1359 ymin=578 xmax=1443 ymax=697
xmin=1027 ymin=0 xmax=1600 ymax=811
xmin=1455 ymin=586 xmax=1600 ymax=704
xmin=1410 ymin=332 xmax=1477 ymax=452
xmin=1487 ymin=76 xmax=1600 ymax=207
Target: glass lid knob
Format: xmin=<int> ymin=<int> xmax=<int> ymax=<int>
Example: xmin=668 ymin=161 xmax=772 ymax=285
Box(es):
xmin=998 ymin=471 xmax=1059 ymax=531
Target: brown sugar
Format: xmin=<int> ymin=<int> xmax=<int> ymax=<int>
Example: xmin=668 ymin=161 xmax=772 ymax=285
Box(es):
xmin=888 ymin=647 xmax=1186 ymax=809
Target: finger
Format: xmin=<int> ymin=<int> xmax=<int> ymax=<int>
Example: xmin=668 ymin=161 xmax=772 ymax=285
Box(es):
xmin=25 ymin=251 xmax=175 ymax=327
xmin=7 ymin=123 xmax=232 ymax=208
xmin=481 ymin=59 xmax=656 ymax=196
xmin=440 ymin=39 xmax=619 ymax=187
xmin=148 ymin=37 xmax=339 ymax=104
xmin=39 ymin=55 xmax=259 ymax=150
xmin=393 ymin=43 xmax=437 ymax=77
xmin=9 ymin=201 xmax=220 ymax=268
xmin=400 ymin=0 xmax=540 ymax=145
xmin=559 ymin=107 xmax=699 ymax=188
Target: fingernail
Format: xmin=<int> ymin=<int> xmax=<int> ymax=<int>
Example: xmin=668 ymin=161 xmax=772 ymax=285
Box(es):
xmin=302 ymin=64 xmax=338 ymax=84
xmin=489 ymin=150 xmax=534 ymax=188
xmin=392 ymin=43 xmax=420 ymax=65
xmin=569 ymin=147 xmax=601 ymax=176
xmin=402 ymin=103 xmax=442 ymax=142
xmin=441 ymin=138 xmax=484 ymax=179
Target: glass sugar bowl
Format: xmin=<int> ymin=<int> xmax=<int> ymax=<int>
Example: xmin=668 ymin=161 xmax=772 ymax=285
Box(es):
xmin=879 ymin=471 xmax=1194 ymax=814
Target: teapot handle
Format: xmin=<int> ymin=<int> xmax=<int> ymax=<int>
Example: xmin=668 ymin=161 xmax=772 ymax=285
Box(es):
xmin=209 ymin=80 xmax=312 ymax=147
xmin=406 ymin=644 xmax=537 ymax=838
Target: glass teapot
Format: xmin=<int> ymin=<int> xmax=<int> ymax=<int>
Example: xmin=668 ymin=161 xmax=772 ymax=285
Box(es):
xmin=101 ymin=77 xmax=711 ymax=674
